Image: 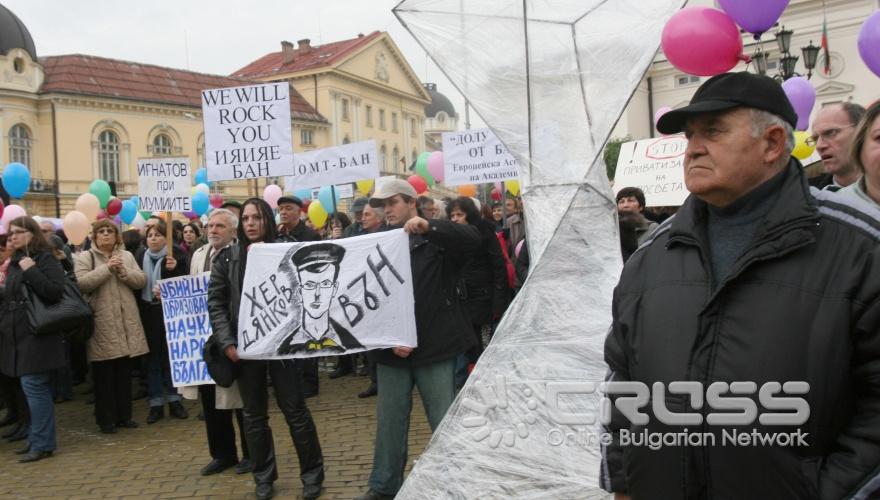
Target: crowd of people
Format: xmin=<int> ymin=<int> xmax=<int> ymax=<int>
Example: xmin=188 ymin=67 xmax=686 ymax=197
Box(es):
xmin=0 ymin=70 xmax=877 ymax=499
xmin=0 ymin=180 xmax=527 ymax=499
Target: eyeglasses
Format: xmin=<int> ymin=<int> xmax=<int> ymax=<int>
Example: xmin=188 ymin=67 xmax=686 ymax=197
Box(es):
xmin=9 ymin=229 xmax=29 ymax=236
xmin=96 ymin=228 xmax=116 ymax=235
xmin=302 ymin=280 xmax=333 ymax=291
xmin=806 ymin=125 xmax=854 ymax=147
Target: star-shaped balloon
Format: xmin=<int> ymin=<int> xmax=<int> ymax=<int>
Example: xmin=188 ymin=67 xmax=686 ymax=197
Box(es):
xmin=393 ymin=1 xmax=685 ymax=497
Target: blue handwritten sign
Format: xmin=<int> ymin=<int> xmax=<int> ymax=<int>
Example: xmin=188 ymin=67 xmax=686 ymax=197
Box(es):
xmin=159 ymin=272 xmax=214 ymax=387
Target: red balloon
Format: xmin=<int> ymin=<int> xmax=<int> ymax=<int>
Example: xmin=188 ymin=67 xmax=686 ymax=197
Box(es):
xmin=105 ymin=197 xmax=122 ymax=216
xmin=209 ymin=193 xmax=224 ymax=209
xmin=301 ymin=198 xmax=312 ymax=212
xmin=408 ymin=175 xmax=428 ymax=194
xmin=490 ymin=187 xmax=502 ymax=201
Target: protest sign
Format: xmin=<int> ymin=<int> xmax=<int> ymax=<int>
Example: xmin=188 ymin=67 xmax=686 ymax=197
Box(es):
xmin=284 ymin=140 xmax=379 ymax=191
xmin=613 ymin=135 xmax=690 ymax=207
xmin=442 ymin=128 xmax=519 ymax=186
xmin=237 ymin=230 xmax=417 ymax=360
xmin=137 ymin=157 xmax=191 ymax=212
xmin=335 ymin=183 xmax=354 ymax=199
xmin=202 ymin=82 xmax=294 ymax=181
xmin=159 ymin=272 xmax=213 ymax=387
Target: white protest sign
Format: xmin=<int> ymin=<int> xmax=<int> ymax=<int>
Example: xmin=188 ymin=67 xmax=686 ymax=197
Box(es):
xmin=137 ymin=157 xmax=191 ymax=212
xmin=442 ymin=127 xmax=519 ymax=186
xmin=158 ymin=273 xmax=213 ymax=387
xmin=613 ymin=135 xmax=690 ymax=207
xmin=335 ymin=183 xmax=354 ymax=199
xmin=202 ymin=82 xmax=294 ymax=181
xmin=238 ymin=229 xmax=417 ymax=360
xmin=284 ymin=140 xmax=379 ymax=191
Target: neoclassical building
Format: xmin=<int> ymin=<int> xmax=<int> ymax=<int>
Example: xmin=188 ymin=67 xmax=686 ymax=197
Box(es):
xmin=0 ymin=4 xmax=436 ymax=217
xmin=423 ymin=82 xmax=459 ymax=152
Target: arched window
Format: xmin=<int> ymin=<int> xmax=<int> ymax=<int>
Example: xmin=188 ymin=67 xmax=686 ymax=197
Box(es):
xmin=99 ymin=130 xmax=120 ymax=182
xmin=152 ymin=133 xmax=173 ymax=156
xmin=9 ymin=124 xmax=31 ymax=167
xmin=380 ymin=145 xmax=387 ymax=172
xmin=342 ymin=136 xmax=351 ymax=145
xmin=392 ymin=146 xmax=400 ymax=172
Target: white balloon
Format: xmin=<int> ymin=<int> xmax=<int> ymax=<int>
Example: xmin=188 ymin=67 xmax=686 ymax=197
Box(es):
xmin=195 ymin=183 xmax=211 ymax=196
xmin=131 ymin=212 xmax=147 ymax=228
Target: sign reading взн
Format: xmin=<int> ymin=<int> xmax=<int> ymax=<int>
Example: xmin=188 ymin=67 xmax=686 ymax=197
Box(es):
xmin=137 ymin=157 xmax=191 ymax=212
xmin=201 ymin=82 xmax=294 ymax=182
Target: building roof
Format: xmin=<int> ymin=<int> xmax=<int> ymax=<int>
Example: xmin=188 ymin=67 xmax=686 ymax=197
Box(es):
xmin=231 ymin=31 xmax=383 ymax=79
xmin=38 ymin=54 xmax=327 ymax=123
xmin=423 ymin=83 xmax=457 ymax=118
xmin=0 ymin=4 xmax=36 ymax=61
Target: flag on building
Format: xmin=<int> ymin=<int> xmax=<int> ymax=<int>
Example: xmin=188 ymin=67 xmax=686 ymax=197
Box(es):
xmin=821 ymin=14 xmax=831 ymax=75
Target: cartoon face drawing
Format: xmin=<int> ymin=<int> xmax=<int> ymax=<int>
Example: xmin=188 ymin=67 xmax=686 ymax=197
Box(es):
xmin=298 ymin=261 xmax=339 ymax=320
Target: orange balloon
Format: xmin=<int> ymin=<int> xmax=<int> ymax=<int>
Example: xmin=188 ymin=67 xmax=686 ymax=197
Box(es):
xmin=457 ymin=184 xmax=477 ymax=197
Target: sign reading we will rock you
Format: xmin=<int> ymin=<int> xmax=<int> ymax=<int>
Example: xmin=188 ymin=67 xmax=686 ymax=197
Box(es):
xmin=137 ymin=157 xmax=191 ymax=212
xmin=202 ymin=82 xmax=294 ymax=182
xmin=237 ymin=230 xmax=417 ymax=360
xmin=158 ymin=273 xmax=214 ymax=388
xmin=442 ymin=127 xmax=519 ymax=186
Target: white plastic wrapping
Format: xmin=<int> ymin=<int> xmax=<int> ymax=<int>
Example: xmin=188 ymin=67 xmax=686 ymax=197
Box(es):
xmin=393 ymin=1 xmax=685 ymax=497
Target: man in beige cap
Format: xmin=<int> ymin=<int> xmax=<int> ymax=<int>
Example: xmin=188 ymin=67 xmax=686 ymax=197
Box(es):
xmin=354 ymin=179 xmax=481 ymax=500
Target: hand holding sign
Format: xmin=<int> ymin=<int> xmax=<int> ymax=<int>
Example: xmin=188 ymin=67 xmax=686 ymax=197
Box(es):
xmin=403 ymin=216 xmax=429 ymax=235
xmin=165 ymin=256 xmax=177 ymax=272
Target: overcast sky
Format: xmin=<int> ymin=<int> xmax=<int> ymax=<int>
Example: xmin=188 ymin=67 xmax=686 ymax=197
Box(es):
xmin=6 ymin=0 xmax=477 ymax=124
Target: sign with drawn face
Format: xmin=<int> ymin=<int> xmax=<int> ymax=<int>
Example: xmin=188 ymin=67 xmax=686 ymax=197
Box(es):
xmin=237 ymin=229 xmax=417 ymax=359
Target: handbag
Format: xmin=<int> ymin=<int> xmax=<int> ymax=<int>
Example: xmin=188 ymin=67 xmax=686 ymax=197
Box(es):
xmin=23 ymin=275 xmax=94 ymax=337
xmin=203 ymin=335 xmax=239 ymax=388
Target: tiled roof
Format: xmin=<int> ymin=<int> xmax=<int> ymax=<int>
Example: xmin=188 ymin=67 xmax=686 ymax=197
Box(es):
xmin=39 ymin=54 xmax=327 ymax=123
xmin=232 ymin=31 xmax=382 ymax=79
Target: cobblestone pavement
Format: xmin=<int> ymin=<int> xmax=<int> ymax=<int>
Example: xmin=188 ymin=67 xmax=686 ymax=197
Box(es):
xmin=0 ymin=366 xmax=432 ymax=499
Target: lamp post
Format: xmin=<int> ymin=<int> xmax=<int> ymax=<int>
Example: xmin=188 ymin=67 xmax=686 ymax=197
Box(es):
xmin=752 ymin=25 xmax=820 ymax=81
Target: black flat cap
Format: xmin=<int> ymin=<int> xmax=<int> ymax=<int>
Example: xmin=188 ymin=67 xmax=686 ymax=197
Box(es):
xmin=657 ymin=72 xmax=798 ymax=135
xmin=277 ymin=195 xmax=304 ymax=208
xmin=291 ymin=242 xmax=346 ymax=271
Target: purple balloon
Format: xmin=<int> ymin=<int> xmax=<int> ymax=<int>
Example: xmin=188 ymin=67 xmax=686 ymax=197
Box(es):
xmin=718 ymin=0 xmax=789 ymax=39
xmin=782 ymin=77 xmax=815 ymax=131
xmin=859 ymin=11 xmax=880 ymax=78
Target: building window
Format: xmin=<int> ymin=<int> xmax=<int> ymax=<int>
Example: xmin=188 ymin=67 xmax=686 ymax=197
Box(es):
xmin=392 ymin=146 xmax=399 ymax=172
xmin=392 ymin=112 xmax=399 ymax=133
xmin=152 ymin=133 xmax=173 ymax=156
xmin=341 ymin=98 xmax=350 ymax=121
xmin=301 ymin=128 xmax=313 ymax=145
xmin=365 ymin=105 xmax=373 ymax=127
xmin=379 ymin=109 xmax=386 ymax=130
xmin=8 ymin=124 xmax=31 ymax=167
xmin=380 ymin=145 xmax=387 ymax=171
xmin=674 ymin=74 xmax=701 ymax=87
xmin=342 ymin=136 xmax=351 ymax=145
xmin=437 ymin=112 xmax=446 ymax=124
xmin=99 ymin=130 xmax=120 ymax=182
xmin=410 ymin=118 xmax=417 ymax=137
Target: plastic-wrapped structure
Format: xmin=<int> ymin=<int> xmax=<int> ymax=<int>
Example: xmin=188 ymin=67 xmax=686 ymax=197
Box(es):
xmin=393 ymin=1 xmax=685 ymax=497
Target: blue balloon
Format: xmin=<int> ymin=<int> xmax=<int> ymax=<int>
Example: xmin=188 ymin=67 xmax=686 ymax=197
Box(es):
xmin=318 ymin=186 xmax=340 ymax=213
xmin=194 ymin=167 xmax=210 ymax=187
xmin=129 ymin=195 xmax=139 ymax=208
xmin=295 ymin=188 xmax=312 ymax=201
xmin=192 ymin=191 xmax=210 ymax=216
xmin=119 ymin=200 xmax=137 ymax=224
xmin=2 ymin=162 xmax=30 ymax=198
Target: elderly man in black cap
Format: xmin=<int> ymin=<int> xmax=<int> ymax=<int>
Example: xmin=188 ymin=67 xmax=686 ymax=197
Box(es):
xmin=276 ymin=243 xmax=364 ymax=355
xmin=343 ymin=197 xmax=370 ymax=238
xmin=602 ymin=72 xmax=880 ymax=500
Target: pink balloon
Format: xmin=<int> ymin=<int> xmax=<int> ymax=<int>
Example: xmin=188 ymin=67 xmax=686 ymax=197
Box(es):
xmin=654 ymin=106 xmax=673 ymax=127
xmin=263 ymin=184 xmax=283 ymax=209
xmin=782 ymin=77 xmax=815 ymax=131
xmin=209 ymin=193 xmax=224 ymax=209
xmin=63 ymin=211 xmax=90 ymax=245
xmin=661 ymin=6 xmax=747 ymax=76
xmin=427 ymin=151 xmax=445 ymax=183
xmin=1 ymin=204 xmax=26 ymax=229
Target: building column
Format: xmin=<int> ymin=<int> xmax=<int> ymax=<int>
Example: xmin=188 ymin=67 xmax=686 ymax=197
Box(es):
xmin=353 ymin=97 xmax=362 ymax=142
xmin=330 ymin=90 xmax=340 ymax=145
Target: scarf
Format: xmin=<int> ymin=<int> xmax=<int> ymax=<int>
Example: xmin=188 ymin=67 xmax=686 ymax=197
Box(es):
xmin=141 ymin=246 xmax=167 ymax=302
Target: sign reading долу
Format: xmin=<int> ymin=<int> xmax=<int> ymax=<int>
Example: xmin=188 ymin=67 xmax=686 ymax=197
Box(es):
xmin=442 ymin=128 xmax=519 ymax=186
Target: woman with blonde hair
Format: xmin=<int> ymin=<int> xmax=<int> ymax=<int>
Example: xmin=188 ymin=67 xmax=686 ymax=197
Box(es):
xmin=75 ymin=220 xmax=149 ymax=434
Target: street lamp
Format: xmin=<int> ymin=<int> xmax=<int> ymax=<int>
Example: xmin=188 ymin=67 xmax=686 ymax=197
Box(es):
xmin=752 ymin=25 xmax=820 ymax=81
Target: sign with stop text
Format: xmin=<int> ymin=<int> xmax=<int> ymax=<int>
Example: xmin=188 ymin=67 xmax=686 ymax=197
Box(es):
xmin=283 ymin=140 xmax=379 ymax=192
xmin=442 ymin=128 xmax=519 ymax=186
xmin=613 ymin=135 xmax=690 ymax=207
xmin=202 ymin=82 xmax=295 ymax=181
xmin=158 ymin=272 xmax=213 ymax=387
xmin=237 ymin=229 xmax=417 ymax=360
xmin=137 ymin=157 xmax=192 ymax=212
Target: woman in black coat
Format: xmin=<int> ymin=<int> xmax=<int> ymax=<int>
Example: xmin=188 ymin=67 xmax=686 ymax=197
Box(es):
xmin=135 ymin=219 xmax=189 ymax=424
xmin=0 ymin=216 xmax=66 ymax=463
xmin=446 ymin=197 xmax=510 ymax=384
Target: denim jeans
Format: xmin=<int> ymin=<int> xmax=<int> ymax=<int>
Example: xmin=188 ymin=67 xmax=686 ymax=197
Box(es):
xmin=20 ymin=372 xmax=56 ymax=453
xmin=368 ymin=358 xmax=455 ymax=495
xmin=147 ymin=352 xmax=180 ymax=407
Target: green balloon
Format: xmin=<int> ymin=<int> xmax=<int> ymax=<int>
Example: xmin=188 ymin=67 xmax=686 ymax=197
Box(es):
xmin=89 ymin=179 xmax=112 ymax=208
xmin=415 ymin=152 xmax=434 ymax=186
xmin=139 ymin=210 xmax=152 ymax=221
